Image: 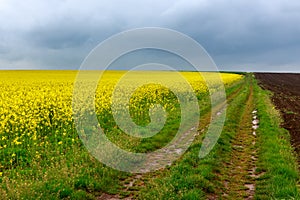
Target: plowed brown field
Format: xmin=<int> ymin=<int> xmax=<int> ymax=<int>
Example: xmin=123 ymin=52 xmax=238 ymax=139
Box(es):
xmin=255 ymin=73 xmax=300 ymax=158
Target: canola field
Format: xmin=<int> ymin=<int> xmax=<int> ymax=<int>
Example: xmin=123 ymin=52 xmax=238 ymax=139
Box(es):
xmin=0 ymin=70 xmax=243 ymax=199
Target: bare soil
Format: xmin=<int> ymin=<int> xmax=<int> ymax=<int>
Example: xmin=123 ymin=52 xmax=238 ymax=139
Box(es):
xmin=255 ymin=73 xmax=300 ymax=158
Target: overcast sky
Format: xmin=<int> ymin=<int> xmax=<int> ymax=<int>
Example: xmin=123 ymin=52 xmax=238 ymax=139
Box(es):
xmin=0 ymin=0 xmax=299 ymax=72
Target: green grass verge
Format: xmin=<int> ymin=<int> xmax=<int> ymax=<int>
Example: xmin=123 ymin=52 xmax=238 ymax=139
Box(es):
xmin=253 ymin=77 xmax=300 ymax=199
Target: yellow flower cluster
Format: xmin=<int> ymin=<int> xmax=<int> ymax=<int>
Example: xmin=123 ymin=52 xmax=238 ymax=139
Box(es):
xmin=0 ymin=70 xmax=242 ymax=170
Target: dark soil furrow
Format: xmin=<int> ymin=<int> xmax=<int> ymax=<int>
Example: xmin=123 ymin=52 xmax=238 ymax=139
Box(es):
xmin=255 ymin=73 xmax=300 ymax=164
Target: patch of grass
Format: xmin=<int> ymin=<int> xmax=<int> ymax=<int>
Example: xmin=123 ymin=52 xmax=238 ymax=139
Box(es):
xmin=285 ymin=110 xmax=296 ymax=115
xmin=0 ymin=147 xmax=126 ymax=200
xmin=253 ymin=78 xmax=300 ymax=199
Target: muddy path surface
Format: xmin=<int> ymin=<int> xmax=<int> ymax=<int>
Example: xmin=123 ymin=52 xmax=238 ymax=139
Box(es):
xmin=255 ymin=73 xmax=300 ymax=159
xmin=208 ymin=80 xmax=261 ymax=200
xmin=221 ymin=85 xmax=258 ymax=199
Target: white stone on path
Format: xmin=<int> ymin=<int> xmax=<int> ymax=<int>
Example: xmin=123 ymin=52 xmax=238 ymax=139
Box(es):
xmin=252 ymin=119 xmax=259 ymax=125
xmin=252 ymin=125 xmax=259 ymax=130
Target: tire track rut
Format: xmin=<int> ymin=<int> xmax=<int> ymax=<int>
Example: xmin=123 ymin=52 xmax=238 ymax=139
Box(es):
xmin=220 ymin=84 xmax=260 ymax=199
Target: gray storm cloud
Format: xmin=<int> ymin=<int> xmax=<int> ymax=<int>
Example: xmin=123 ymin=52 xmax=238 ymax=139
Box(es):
xmin=0 ymin=0 xmax=299 ymax=72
